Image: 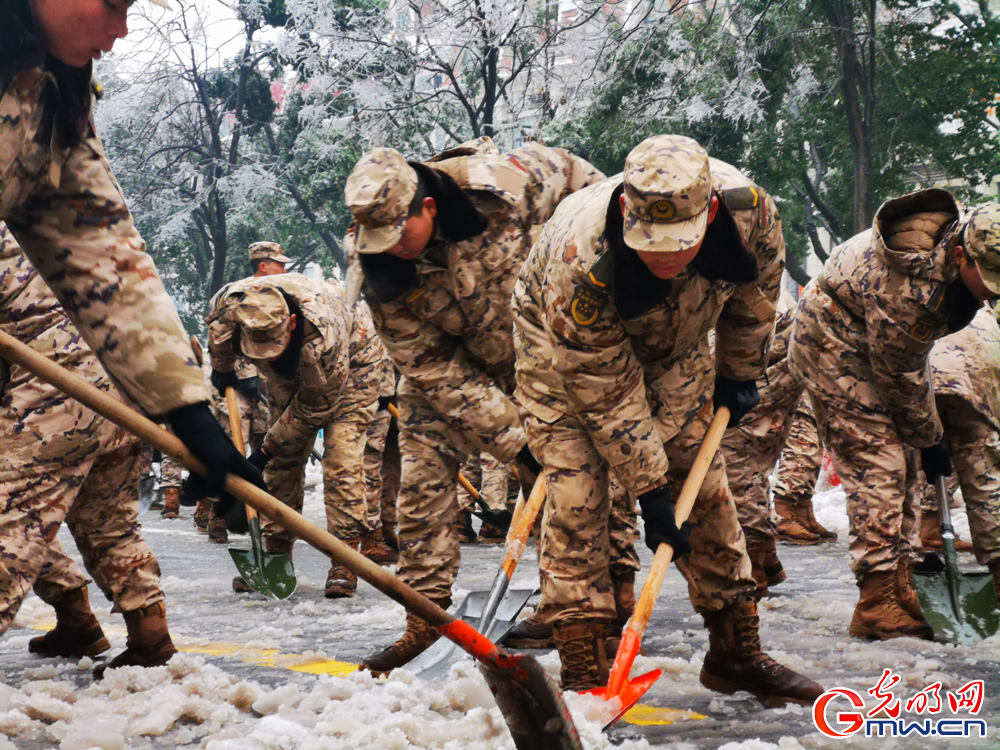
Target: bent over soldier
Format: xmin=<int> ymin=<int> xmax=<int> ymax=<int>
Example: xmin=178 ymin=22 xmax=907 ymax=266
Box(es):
xmin=344 ymin=137 xmax=605 ymax=674
xmin=0 ymin=227 xmax=176 ymax=678
xmin=513 ymin=135 xmax=824 ymax=704
xmin=788 ymin=194 xmax=1000 ymax=640
xmin=0 ymin=0 xmax=262 ymax=529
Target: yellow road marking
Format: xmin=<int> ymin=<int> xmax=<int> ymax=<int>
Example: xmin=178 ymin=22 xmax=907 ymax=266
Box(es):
xmin=623 ymin=704 xmax=706 ymax=725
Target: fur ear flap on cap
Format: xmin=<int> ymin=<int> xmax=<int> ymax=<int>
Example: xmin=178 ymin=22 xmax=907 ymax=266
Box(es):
xmin=409 ymin=162 xmax=490 ymax=243
xmin=691 ymin=197 xmax=759 ymax=283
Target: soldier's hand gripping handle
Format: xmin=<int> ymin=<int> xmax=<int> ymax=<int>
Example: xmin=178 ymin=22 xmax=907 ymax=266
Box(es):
xmin=712 ymin=376 xmax=760 ymax=428
xmin=210 ymin=368 xmax=240 ymax=397
xmin=166 ymin=402 xmax=266 ymax=516
xmin=920 ymin=440 xmax=953 ymax=483
xmin=514 ymin=445 xmax=543 ymax=497
xmin=637 ymin=485 xmax=692 ymax=559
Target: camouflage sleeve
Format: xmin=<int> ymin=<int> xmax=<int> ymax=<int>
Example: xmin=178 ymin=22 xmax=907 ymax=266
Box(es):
xmin=5 ymin=130 xmax=210 ymax=417
xmin=206 ymin=302 xmax=238 ymax=375
xmin=367 ymin=294 xmax=525 ymax=463
xmin=264 ymin=330 xmax=350 ymax=457
xmin=543 ymin=260 xmax=670 ymax=495
xmin=866 ymin=294 xmax=943 ymax=447
xmin=507 ymin=145 xmax=606 ymax=226
xmin=715 ymin=196 xmax=785 ymax=381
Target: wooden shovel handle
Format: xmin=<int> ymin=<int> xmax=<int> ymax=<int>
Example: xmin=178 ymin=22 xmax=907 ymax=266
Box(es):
xmin=501 ymin=474 xmax=547 ymax=579
xmin=0 ymin=329 xmax=493 ymax=648
xmin=224 ymin=387 xmax=258 ymax=524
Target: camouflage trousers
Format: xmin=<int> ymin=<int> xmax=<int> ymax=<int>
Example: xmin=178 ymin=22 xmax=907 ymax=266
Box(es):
xmin=363 ymin=407 xmax=392 ymax=532
xmin=0 ymin=434 xmax=162 ymax=634
xmin=789 ymin=328 xmax=920 ymax=577
xmin=160 ymin=454 xmax=183 ymax=489
xmin=772 ymin=396 xmax=822 ymax=509
xmin=459 ymin=451 xmax=517 ymax=513
xmin=914 ymin=395 xmax=1000 ymax=567
xmin=722 ymin=357 xmax=805 ymax=542
xmin=524 ymin=402 xmax=753 ymax=624
xmin=263 ymin=402 xmax=375 ymax=547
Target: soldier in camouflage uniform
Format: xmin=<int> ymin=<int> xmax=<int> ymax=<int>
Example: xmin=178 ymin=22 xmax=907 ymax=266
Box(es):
xmin=0 ymin=0 xmax=263 ymax=670
xmin=0 ymin=226 xmax=176 ymax=677
xmin=208 ymin=274 xmax=382 ymax=598
xmin=788 ymin=194 xmax=1000 ymax=640
xmin=344 ymin=137 xmax=604 ymax=674
xmin=771 ymin=395 xmax=831 ymax=544
xmin=513 ymin=135 xmax=824 ymax=704
xmin=913 ymin=306 xmax=1000 ymax=604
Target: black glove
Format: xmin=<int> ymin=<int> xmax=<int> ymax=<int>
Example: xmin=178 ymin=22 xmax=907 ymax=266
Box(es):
xmin=377 ymin=395 xmax=396 ymax=412
xmin=236 ymin=376 xmax=261 ymax=402
xmin=166 ymin=402 xmax=265 ymax=517
xmin=713 ymin=377 xmax=761 ymax=428
xmin=248 ymin=446 xmax=271 ymax=474
xmin=637 ymin=485 xmax=692 ymax=559
xmin=210 ymin=369 xmax=239 ymax=397
xmin=921 ymin=440 xmax=953 ymax=483
xmin=514 ymin=444 xmax=543 ymax=497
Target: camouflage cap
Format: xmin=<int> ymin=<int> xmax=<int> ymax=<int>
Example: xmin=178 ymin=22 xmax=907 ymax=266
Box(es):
xmin=249 ymin=241 xmax=292 ymax=264
xmin=235 ymin=286 xmax=292 ymax=360
xmin=964 ymin=203 xmax=1000 ymax=295
xmin=344 ymin=148 xmax=418 ymax=254
xmin=622 ymin=135 xmax=712 ymax=253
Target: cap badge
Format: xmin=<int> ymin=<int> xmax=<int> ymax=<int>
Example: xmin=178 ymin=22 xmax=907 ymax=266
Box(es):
xmin=650 ymin=200 xmax=677 ymax=221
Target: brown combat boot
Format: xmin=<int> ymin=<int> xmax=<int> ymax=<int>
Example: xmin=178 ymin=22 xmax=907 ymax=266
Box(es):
xmin=553 ymin=621 xmax=610 ymax=691
xmin=360 ymin=598 xmax=451 ymax=676
xmin=29 ymin=587 xmax=110 ymax=658
xmin=161 ymin=488 xmax=180 ymax=519
xmin=798 ymin=503 xmax=837 ymax=542
xmin=360 ymin=527 xmax=399 ymax=566
xmin=503 ymin=615 xmax=555 ymax=648
xmin=746 ymin=537 xmax=787 ymax=599
xmin=93 ymin=601 xmax=177 ymax=679
xmin=849 ymin=570 xmax=934 ymax=641
xmin=454 ymin=509 xmax=477 ymax=544
xmin=325 ymin=564 xmax=358 ymax=599
xmin=919 ymin=512 xmax=973 ymax=552
xmin=208 ymin=511 xmax=228 ymax=543
xmin=895 ymin=557 xmax=924 ymax=620
xmin=193 ymin=501 xmax=210 ymax=532
xmin=773 ymin=500 xmax=821 ymax=544
xmin=700 ymin=596 xmax=825 ymax=707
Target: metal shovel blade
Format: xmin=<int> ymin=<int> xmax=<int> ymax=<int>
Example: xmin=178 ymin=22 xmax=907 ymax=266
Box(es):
xmin=479 ymin=654 xmax=583 ymax=750
xmin=138 ymin=476 xmax=156 ymax=514
xmin=228 ymin=516 xmax=296 ymax=601
xmin=472 ymin=506 xmax=514 ymax=534
xmin=913 ymin=552 xmax=998 ymax=645
xmin=408 ymin=587 xmax=536 ymax=680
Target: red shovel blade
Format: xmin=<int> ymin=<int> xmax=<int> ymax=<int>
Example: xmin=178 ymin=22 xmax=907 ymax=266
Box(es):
xmin=587 ymin=669 xmax=663 ymax=729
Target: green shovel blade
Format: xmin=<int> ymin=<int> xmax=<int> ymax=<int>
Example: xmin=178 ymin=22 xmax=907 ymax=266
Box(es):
xmin=228 ymin=516 xmax=297 ymax=601
xmin=913 ymin=563 xmax=998 ymax=645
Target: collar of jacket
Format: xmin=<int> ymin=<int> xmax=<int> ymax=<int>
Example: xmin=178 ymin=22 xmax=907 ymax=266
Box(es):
xmin=409 ymin=162 xmax=490 ymax=245
xmin=601 ymin=184 xmax=759 ymax=320
xmin=0 ymin=0 xmax=46 ymax=82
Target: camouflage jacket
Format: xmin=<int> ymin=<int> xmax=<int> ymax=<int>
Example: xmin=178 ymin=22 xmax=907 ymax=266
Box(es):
xmin=513 ymin=160 xmax=784 ymax=495
xmin=327 ymin=279 xmax=391 ymax=410
xmin=814 ymin=188 xmax=971 ymax=446
xmin=0 ymin=225 xmax=118 ymax=477
xmin=207 ymin=274 xmax=350 ymax=458
xmin=347 ymin=139 xmax=604 ymax=463
xmin=929 ymin=307 xmax=1000 ymax=430
xmin=0 ymin=4 xmax=209 ymax=416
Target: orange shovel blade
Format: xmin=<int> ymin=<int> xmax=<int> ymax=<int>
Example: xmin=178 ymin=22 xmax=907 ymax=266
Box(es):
xmin=586 ymin=669 xmax=663 ymax=729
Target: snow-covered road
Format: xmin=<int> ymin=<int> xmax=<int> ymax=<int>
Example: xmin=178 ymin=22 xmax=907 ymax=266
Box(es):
xmin=1 ymin=477 xmax=997 ymax=750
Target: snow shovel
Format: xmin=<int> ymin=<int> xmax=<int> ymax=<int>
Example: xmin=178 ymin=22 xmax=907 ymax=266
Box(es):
xmin=589 ymin=406 xmax=731 ymax=730
xmin=225 ymin=387 xmax=296 ymax=601
xmin=912 ymin=476 xmax=999 ymax=645
xmin=387 ymin=402 xmax=513 ymax=533
xmin=407 ymin=474 xmax=547 ymax=680
xmin=0 ymin=329 xmax=582 ymax=750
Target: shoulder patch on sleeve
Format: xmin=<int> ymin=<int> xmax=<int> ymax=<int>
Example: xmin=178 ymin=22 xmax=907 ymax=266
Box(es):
xmin=586 ymin=251 xmax=612 ymax=289
xmin=721 ymin=186 xmax=766 ymax=224
xmin=570 ymin=284 xmax=608 ymax=326
xmin=910 ymin=320 xmax=934 ymax=342
xmin=926 ymin=283 xmax=948 ymax=315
